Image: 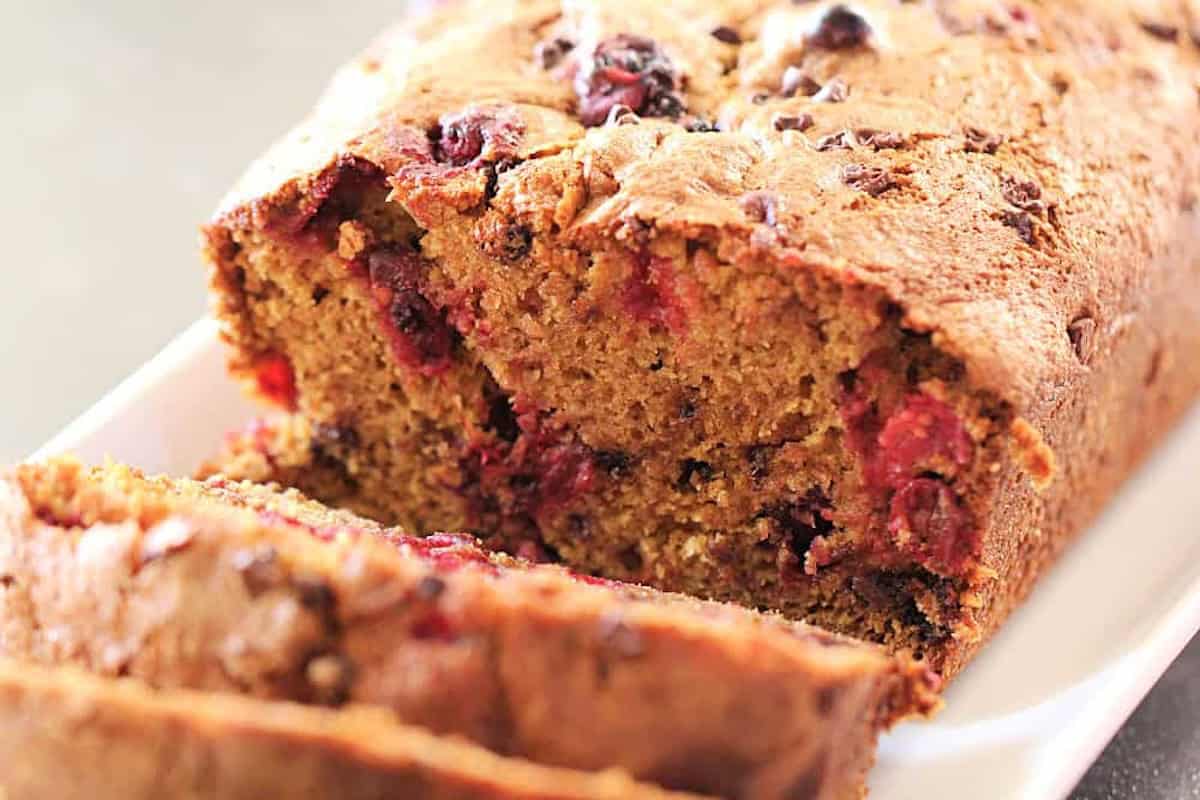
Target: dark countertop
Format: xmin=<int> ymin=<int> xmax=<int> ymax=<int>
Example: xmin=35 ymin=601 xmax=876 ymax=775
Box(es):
xmin=1072 ymin=633 xmax=1200 ymax=799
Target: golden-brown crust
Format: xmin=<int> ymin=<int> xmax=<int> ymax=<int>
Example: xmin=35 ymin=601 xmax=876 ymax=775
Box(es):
xmin=0 ymin=659 xmax=706 ymax=800
xmin=0 ymin=457 xmax=937 ymax=800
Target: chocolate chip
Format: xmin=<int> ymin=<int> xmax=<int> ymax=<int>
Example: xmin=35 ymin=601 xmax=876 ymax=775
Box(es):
xmin=413 ymin=575 xmax=447 ymax=601
xmin=751 ymin=91 xmax=771 ymax=105
xmin=313 ymin=422 xmax=360 ymax=450
xmin=685 ymin=116 xmax=720 ymax=132
xmin=855 ymin=128 xmax=907 ymax=150
xmin=1140 ymin=20 xmax=1180 ymax=42
xmin=1001 ymin=210 xmax=1036 ymax=244
xmin=233 ymin=545 xmax=287 ymax=596
xmin=1001 ymin=175 xmax=1045 ymax=212
xmin=809 ymin=5 xmax=872 ymax=50
xmin=311 ymin=286 xmax=330 ymax=304
xmin=293 ymin=577 xmax=337 ymax=615
xmin=842 ymin=164 xmax=895 ymax=196
xmin=679 ymin=399 xmax=698 ymax=419
xmin=710 ymin=25 xmax=742 ymax=44
xmin=773 ymin=112 xmax=815 ymax=132
xmin=747 ymin=445 xmax=774 ymax=481
xmin=567 ymin=514 xmax=593 ymax=539
xmin=963 ymin=126 xmax=1004 ymax=154
xmin=676 ymin=459 xmax=716 ymax=492
xmin=812 ymin=77 xmax=849 ymax=103
xmin=306 ymin=653 xmax=356 ymax=706
xmin=595 ymin=450 xmax=634 ymax=478
xmin=0 ymin=575 xmax=13 ymax=589
xmin=1068 ymin=316 xmax=1097 ymax=364
xmin=781 ymin=66 xmax=822 ymax=98
xmin=482 ymin=224 xmax=533 ymax=262
xmin=534 ymin=37 xmax=575 ymax=69
xmin=740 ymin=191 xmax=780 ymax=226
xmin=815 ymin=130 xmax=855 ymax=151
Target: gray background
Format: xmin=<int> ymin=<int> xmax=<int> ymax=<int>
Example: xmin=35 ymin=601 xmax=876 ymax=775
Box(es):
xmin=2 ymin=2 xmax=1196 ymax=797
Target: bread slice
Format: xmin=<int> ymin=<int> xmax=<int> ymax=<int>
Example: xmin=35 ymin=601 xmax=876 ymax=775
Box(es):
xmin=0 ymin=457 xmax=937 ymax=800
xmin=0 ymin=658 xmax=704 ymax=800
xmin=200 ymin=0 xmax=1200 ymax=680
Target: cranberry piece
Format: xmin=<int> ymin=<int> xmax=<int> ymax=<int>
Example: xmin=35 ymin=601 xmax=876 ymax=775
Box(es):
xmin=366 ymin=246 xmax=458 ymax=375
xmin=254 ymin=353 xmax=298 ymax=410
xmin=432 ymin=106 xmax=524 ymax=167
xmin=888 ymin=478 xmax=979 ymax=574
xmin=620 ymin=250 xmax=688 ymax=332
xmin=411 ymin=610 xmax=457 ymax=641
xmin=575 ymin=35 xmax=685 ymax=127
xmin=808 ymin=5 xmax=872 ymax=50
xmin=873 ymin=394 xmax=974 ymax=489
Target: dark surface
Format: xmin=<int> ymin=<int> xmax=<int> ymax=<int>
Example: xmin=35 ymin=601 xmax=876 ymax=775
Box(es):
xmin=1071 ymin=633 xmax=1200 ymax=799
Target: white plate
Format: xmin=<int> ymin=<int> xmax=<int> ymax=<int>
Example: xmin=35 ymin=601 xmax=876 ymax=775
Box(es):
xmin=33 ymin=318 xmax=1200 ymax=800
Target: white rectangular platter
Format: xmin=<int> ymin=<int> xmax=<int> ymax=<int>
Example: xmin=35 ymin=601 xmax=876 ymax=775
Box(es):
xmin=34 ymin=318 xmax=1200 ymax=800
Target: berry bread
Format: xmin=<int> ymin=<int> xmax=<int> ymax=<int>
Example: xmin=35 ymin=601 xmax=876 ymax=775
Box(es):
xmin=0 ymin=659 xmax=704 ymax=800
xmin=202 ymin=0 xmax=1200 ymax=678
xmin=0 ymin=458 xmax=938 ymax=800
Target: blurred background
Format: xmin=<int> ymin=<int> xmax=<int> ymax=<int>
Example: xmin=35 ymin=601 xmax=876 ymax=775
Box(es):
xmin=0 ymin=0 xmax=396 ymax=461
xmin=0 ymin=2 xmax=1196 ymax=798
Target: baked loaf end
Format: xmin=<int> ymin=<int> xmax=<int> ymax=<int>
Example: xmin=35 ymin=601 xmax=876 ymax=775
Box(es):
xmin=0 ymin=659 xmax=708 ymax=800
xmin=203 ymin=0 xmax=1200 ymax=676
xmin=0 ymin=457 xmax=938 ymax=800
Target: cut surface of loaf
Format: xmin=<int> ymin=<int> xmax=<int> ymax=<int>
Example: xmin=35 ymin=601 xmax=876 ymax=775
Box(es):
xmin=0 ymin=457 xmax=938 ymax=800
xmin=0 ymin=659 xmax=707 ymax=800
xmin=202 ymin=0 xmax=1200 ymax=677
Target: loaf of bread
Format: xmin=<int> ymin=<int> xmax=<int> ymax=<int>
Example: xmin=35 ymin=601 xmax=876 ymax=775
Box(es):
xmin=0 ymin=659 xmax=704 ymax=800
xmin=0 ymin=457 xmax=937 ymax=800
xmin=203 ymin=0 xmax=1200 ymax=677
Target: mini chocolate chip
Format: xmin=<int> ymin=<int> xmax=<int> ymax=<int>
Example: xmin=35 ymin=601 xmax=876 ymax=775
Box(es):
xmin=595 ymin=450 xmax=634 ymax=479
xmin=781 ymin=66 xmax=822 ymax=98
xmin=747 ymin=445 xmax=774 ymax=481
xmin=311 ymin=286 xmax=330 ymax=304
xmin=676 ymin=459 xmax=716 ymax=492
xmin=1001 ymin=210 xmax=1036 ymax=244
xmin=963 ymin=126 xmax=1004 ymax=154
xmin=842 ymin=164 xmax=895 ymax=196
xmin=815 ymin=131 xmax=854 ymax=151
xmin=567 ymin=513 xmax=593 ymax=539
xmin=1002 ymin=175 xmax=1045 ymax=212
xmin=0 ymin=575 xmax=13 ymax=588
xmin=740 ymin=191 xmax=780 ymax=226
xmin=483 ymin=224 xmax=533 ymax=262
xmin=809 ymin=4 xmax=872 ymax=49
xmin=812 ymin=77 xmax=849 ymax=103
xmin=685 ymin=116 xmax=720 ymax=132
xmin=293 ymin=577 xmax=337 ymax=615
xmin=306 ymin=653 xmax=356 ymax=706
xmin=414 ymin=575 xmax=447 ymax=601
xmin=1067 ymin=317 xmax=1097 ymax=364
xmin=751 ymin=91 xmax=771 ymax=105
xmin=855 ymin=128 xmax=907 ymax=150
xmin=773 ymin=112 xmax=815 ymax=132
xmin=679 ymin=399 xmax=698 ymax=419
xmin=233 ymin=545 xmax=287 ymax=596
xmin=534 ymin=37 xmax=575 ymax=69
xmin=710 ymin=25 xmax=742 ymax=44
xmin=1140 ymin=20 xmax=1180 ymax=41
xmin=314 ymin=422 xmax=360 ymax=450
